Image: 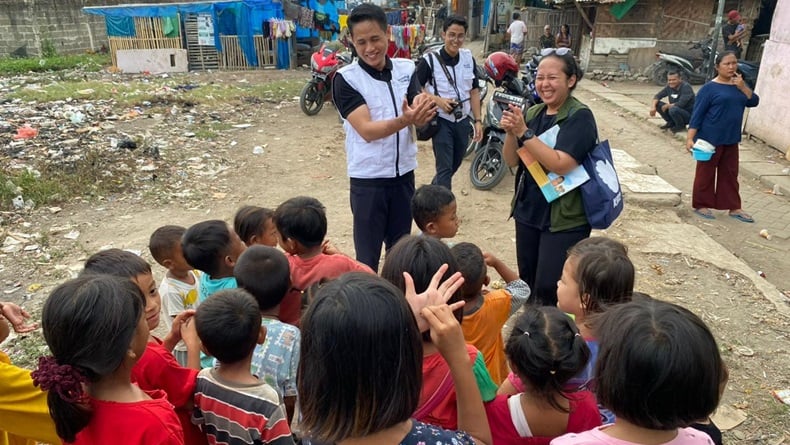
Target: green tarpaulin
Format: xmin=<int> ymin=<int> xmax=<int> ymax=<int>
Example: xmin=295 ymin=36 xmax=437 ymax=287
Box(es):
xmin=610 ymin=0 xmax=638 ymax=20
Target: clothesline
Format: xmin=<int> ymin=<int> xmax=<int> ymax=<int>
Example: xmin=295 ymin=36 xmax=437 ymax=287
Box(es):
xmin=387 ymin=24 xmax=426 ymax=50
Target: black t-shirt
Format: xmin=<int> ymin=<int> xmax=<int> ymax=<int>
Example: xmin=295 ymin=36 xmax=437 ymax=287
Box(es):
xmin=333 ymin=57 xmax=421 ymax=119
xmin=512 ymin=106 xmax=597 ymax=229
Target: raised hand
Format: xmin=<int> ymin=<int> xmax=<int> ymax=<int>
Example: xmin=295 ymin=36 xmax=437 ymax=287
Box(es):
xmin=404 ymin=263 xmax=465 ymax=332
xmin=402 ymin=94 xmax=438 ymax=127
xmin=420 ymin=304 xmax=467 ymax=363
xmin=501 ymin=103 xmax=527 ymax=136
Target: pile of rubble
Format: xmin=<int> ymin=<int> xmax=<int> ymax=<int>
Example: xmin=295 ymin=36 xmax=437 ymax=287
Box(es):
xmin=586 ymin=69 xmax=650 ymax=83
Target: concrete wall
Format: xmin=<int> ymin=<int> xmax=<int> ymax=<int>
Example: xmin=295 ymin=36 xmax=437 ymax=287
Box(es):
xmin=744 ymin=1 xmax=790 ymax=150
xmin=0 ymin=0 xmax=171 ymax=57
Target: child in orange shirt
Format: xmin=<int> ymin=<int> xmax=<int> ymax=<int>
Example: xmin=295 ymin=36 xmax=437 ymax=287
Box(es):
xmin=451 ymin=242 xmax=530 ymax=384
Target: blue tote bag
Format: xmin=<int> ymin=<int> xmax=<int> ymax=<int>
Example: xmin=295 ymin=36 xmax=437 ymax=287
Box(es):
xmin=580 ymin=139 xmax=623 ymax=229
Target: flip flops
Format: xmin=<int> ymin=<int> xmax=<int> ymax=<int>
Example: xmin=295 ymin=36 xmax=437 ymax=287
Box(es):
xmin=693 ymin=208 xmax=715 ymax=220
xmin=729 ymin=212 xmax=755 ymax=223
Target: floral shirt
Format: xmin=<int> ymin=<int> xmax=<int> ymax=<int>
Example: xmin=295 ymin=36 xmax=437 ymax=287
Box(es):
xmin=400 ymin=420 xmax=475 ymax=445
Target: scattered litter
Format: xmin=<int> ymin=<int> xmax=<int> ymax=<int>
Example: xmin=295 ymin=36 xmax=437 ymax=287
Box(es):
xmin=758 ymin=270 xmax=766 ymax=278
xmin=230 ymin=141 xmax=238 ymax=147
xmin=759 ymin=229 xmax=771 ymax=240
xmin=252 ymin=146 xmax=264 ymax=155
xmin=117 ymin=137 xmax=137 ymax=150
xmin=232 ymin=123 xmax=253 ymax=128
xmin=48 ymin=207 xmax=62 ymax=214
xmin=772 ymin=184 xmax=783 ymax=195
xmin=710 ymin=404 xmax=747 ymax=430
xmin=63 ymin=230 xmax=80 ymax=240
xmin=13 ymin=126 xmax=38 ymax=140
xmin=650 ymin=264 xmax=664 ymax=275
xmin=734 ymin=346 xmax=754 ymax=357
xmin=27 ymin=283 xmax=42 ymax=292
xmin=772 ymin=389 xmax=790 ymax=406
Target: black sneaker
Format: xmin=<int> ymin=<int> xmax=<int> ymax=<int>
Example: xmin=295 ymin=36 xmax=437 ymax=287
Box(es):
xmin=659 ymin=123 xmax=673 ymax=130
xmin=670 ymin=126 xmax=687 ymax=133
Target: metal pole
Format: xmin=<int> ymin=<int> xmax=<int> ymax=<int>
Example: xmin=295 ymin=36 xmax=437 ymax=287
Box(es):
xmin=708 ymin=0 xmax=727 ymax=80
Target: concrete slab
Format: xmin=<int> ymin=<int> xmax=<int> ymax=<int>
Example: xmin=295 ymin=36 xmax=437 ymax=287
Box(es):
xmin=117 ymin=49 xmax=188 ymax=74
xmin=622 ymin=221 xmax=790 ymax=316
xmin=612 ymin=148 xmax=682 ymax=206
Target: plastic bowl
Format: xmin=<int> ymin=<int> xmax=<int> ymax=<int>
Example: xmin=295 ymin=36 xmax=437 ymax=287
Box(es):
xmin=693 ymin=139 xmax=716 ymax=153
xmin=692 ymin=148 xmax=713 ymax=161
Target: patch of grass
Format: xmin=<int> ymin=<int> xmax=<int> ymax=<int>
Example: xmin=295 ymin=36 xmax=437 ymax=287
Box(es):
xmin=8 ymin=78 xmax=304 ymax=107
xmin=0 ymin=53 xmax=109 ymax=75
xmin=193 ymin=122 xmax=233 ymax=139
xmin=0 ymin=169 xmax=64 ymax=210
xmin=0 ymin=148 xmax=138 ymax=211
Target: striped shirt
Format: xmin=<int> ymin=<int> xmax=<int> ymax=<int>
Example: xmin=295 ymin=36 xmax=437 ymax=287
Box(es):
xmin=192 ymin=368 xmax=294 ymax=445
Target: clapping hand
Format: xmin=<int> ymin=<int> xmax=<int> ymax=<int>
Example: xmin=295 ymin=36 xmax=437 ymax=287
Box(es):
xmin=402 ymin=93 xmax=438 ymax=127
xmin=501 ymin=104 xmax=527 ymax=136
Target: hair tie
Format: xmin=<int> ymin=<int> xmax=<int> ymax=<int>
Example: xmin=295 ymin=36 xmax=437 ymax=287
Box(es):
xmin=522 ymin=331 xmax=530 ymax=337
xmin=574 ymin=333 xmax=581 ymax=338
xmin=31 ymin=356 xmax=88 ymax=404
xmin=549 ymin=370 xmax=556 ymax=375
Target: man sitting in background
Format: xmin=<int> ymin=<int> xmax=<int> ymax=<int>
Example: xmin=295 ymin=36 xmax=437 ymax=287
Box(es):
xmin=650 ymin=71 xmax=695 ymax=133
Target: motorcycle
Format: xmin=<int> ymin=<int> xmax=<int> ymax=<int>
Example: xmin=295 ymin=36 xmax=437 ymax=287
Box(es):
xmin=469 ymin=69 xmax=535 ymax=190
xmin=300 ymin=43 xmax=352 ymax=116
xmin=652 ymin=39 xmax=759 ymax=89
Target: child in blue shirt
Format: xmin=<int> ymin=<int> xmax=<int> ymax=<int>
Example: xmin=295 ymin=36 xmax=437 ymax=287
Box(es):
xmin=182 ymin=220 xmax=247 ymax=302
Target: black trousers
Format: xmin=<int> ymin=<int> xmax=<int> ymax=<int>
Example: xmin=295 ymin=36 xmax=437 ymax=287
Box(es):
xmin=656 ymin=101 xmax=691 ymax=128
xmin=431 ymin=117 xmax=471 ymax=191
xmin=515 ymin=221 xmax=591 ymax=306
xmin=350 ymin=171 xmax=415 ymax=272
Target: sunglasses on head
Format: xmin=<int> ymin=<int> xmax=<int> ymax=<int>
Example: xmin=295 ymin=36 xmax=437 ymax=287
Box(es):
xmin=540 ymin=47 xmax=572 ymax=57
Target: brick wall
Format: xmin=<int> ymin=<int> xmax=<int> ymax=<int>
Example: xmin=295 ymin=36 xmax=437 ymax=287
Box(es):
xmin=0 ymin=0 xmax=171 ymax=57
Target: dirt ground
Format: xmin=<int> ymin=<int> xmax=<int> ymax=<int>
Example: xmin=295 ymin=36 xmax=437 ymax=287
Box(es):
xmin=1 ymin=69 xmax=789 ymax=441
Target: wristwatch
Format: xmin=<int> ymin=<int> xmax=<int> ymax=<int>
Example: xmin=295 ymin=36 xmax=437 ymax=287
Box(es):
xmin=517 ymin=129 xmax=535 ymax=147
xmin=473 ymin=118 xmax=481 ymax=123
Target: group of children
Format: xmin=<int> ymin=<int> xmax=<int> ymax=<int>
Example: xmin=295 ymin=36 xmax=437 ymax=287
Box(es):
xmin=0 ymin=184 xmax=727 ymax=445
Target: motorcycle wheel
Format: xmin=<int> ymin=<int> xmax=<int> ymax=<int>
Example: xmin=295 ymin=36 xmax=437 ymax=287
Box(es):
xmin=652 ymin=63 xmax=669 ymax=86
xmin=469 ymin=141 xmax=507 ymax=190
xmin=300 ymin=82 xmax=325 ymax=116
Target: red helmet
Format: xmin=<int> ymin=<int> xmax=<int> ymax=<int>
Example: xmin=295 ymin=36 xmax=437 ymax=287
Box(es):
xmin=484 ymin=52 xmax=518 ymax=83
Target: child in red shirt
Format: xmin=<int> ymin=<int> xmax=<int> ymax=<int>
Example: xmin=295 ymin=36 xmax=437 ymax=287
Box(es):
xmin=82 ymin=249 xmax=206 ymax=445
xmin=274 ymin=196 xmax=373 ymax=325
xmin=32 ymin=274 xmax=183 ymax=444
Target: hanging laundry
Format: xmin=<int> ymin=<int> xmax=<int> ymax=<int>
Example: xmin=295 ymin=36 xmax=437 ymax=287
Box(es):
xmin=269 ymin=19 xmax=295 ymax=39
xmin=298 ymin=6 xmax=314 ymax=28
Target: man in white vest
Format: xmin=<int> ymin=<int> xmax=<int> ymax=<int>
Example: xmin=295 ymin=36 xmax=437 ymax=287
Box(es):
xmin=409 ymin=14 xmax=482 ymax=191
xmin=332 ymin=3 xmax=436 ymax=272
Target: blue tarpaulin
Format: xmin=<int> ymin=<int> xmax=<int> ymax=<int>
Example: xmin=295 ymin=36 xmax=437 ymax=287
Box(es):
xmin=84 ymin=0 xmax=286 ymax=68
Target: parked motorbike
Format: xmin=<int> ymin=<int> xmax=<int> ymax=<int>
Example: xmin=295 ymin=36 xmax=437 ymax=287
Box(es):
xmin=652 ymin=39 xmax=759 ymax=89
xmin=300 ymin=43 xmax=352 ymax=116
xmin=469 ymin=52 xmax=538 ymax=191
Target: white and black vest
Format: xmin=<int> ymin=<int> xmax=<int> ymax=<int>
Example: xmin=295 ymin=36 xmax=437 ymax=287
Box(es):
xmin=424 ymin=47 xmax=475 ymax=122
xmin=338 ymin=58 xmax=418 ymax=179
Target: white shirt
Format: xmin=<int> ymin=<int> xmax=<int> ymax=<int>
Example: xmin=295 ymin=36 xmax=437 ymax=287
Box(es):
xmin=508 ymin=20 xmax=527 ymax=45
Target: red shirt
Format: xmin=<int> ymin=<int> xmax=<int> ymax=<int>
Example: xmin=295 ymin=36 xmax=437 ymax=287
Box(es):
xmin=416 ymin=344 xmax=479 ymax=430
xmin=70 ymin=389 xmax=183 ymax=445
xmin=132 ymin=337 xmax=206 ymax=445
xmin=484 ymin=391 xmax=601 ymax=445
xmin=279 ymin=253 xmax=373 ymax=325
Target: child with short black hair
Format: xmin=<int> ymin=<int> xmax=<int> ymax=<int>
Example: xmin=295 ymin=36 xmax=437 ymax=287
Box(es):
xmin=235 ymin=246 xmax=300 ymax=424
xmin=451 ymin=242 xmax=530 ymax=384
xmin=274 ymin=196 xmax=372 ymax=325
xmin=234 ymin=205 xmax=279 ymax=247
xmin=411 ymin=184 xmax=459 ymax=239
xmin=182 ymin=220 xmax=247 ymax=302
xmin=500 ymin=237 xmax=635 ymax=398
xmin=32 ymin=274 xmax=184 ymax=444
xmin=150 ymin=225 xmax=201 ymax=367
xmin=299 ymin=272 xmax=491 ymax=445
xmin=82 ymin=248 xmax=205 ymax=445
xmin=381 ymin=235 xmax=497 ymax=430
xmin=485 ymin=306 xmax=601 ymax=444
xmin=192 ymin=289 xmax=294 ymax=445
xmin=552 ymin=299 xmax=726 ymax=445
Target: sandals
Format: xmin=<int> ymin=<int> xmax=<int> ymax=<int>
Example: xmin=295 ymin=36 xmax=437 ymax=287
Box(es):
xmin=729 ymin=212 xmax=755 ymax=223
xmin=693 ymin=208 xmax=715 ymax=220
